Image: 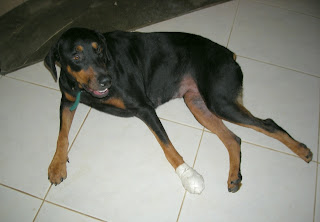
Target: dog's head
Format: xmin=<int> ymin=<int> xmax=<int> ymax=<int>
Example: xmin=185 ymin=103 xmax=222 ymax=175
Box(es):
xmin=45 ymin=27 xmax=112 ymax=98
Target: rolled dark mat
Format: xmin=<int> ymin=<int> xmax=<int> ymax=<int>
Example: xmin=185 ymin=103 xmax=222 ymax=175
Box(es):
xmin=0 ymin=0 xmax=228 ymax=75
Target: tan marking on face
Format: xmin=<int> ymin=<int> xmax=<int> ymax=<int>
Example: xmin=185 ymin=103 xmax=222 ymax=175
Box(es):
xmin=67 ymin=65 xmax=94 ymax=86
xmin=91 ymin=42 xmax=98 ymax=49
xmin=64 ymin=92 xmax=76 ymax=102
xmin=236 ymin=88 xmax=243 ymax=105
xmin=76 ymin=45 xmax=83 ymax=52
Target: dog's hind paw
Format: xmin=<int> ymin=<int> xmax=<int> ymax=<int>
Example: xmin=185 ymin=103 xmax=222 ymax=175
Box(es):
xmin=176 ymin=163 xmax=205 ymax=194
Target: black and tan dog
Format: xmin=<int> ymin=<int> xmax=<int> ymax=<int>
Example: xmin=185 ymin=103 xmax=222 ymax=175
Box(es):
xmin=45 ymin=27 xmax=312 ymax=194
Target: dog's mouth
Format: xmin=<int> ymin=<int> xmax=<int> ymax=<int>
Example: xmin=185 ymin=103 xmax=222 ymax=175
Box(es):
xmin=83 ymin=85 xmax=109 ymax=98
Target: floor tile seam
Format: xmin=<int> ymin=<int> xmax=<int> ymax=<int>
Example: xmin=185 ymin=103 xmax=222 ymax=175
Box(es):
xmin=243 ymin=140 xmax=319 ymax=164
xmin=33 ymin=109 xmax=93 ymax=220
xmin=35 ymin=133 xmax=103 ymax=222
xmin=33 ymin=191 xmax=49 ymax=222
xmin=33 ymin=173 xmax=60 ymax=222
xmin=159 ymin=116 xmax=205 ymax=131
xmin=176 ymin=128 xmax=205 ymax=222
xmin=313 ymin=163 xmax=319 ymax=222
xmin=192 ymin=129 xmax=206 ymax=168
xmin=249 ymin=0 xmax=320 ymax=19
xmin=236 ymin=55 xmax=320 ymax=79
xmin=226 ymin=0 xmax=241 ymax=48
xmin=313 ymin=100 xmax=320 ymax=222
xmin=41 ymin=200 xmax=107 ymax=222
xmin=3 ymin=75 xmax=60 ymax=92
xmin=176 ymin=191 xmax=187 ymax=222
xmin=67 ymin=108 xmax=92 ymax=154
xmin=0 ymin=182 xmax=44 ymax=201
xmin=203 ymin=130 xmax=319 ymax=163
xmin=317 ymin=97 xmax=320 ymax=164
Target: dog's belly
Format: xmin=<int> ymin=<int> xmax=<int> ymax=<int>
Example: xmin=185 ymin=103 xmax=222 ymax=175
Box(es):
xmin=151 ymin=75 xmax=200 ymax=108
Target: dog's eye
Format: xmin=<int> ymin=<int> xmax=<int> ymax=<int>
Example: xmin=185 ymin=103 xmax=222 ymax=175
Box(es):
xmin=73 ymin=55 xmax=80 ymax=60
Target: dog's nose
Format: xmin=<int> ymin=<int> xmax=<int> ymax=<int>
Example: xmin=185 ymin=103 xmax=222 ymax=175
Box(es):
xmin=98 ymin=75 xmax=112 ymax=88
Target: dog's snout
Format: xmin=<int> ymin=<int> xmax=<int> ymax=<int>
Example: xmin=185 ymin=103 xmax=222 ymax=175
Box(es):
xmin=98 ymin=75 xmax=112 ymax=88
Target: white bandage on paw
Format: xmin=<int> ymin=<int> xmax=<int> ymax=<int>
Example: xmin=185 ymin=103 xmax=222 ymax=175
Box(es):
xmin=175 ymin=163 xmax=205 ymax=194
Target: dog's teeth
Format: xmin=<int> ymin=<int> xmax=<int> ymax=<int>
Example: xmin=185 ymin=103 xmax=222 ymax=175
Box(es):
xmin=99 ymin=88 xmax=108 ymax=93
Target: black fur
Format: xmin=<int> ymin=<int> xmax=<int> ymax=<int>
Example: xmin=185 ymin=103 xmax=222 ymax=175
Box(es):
xmin=45 ymin=28 xmax=313 ymax=191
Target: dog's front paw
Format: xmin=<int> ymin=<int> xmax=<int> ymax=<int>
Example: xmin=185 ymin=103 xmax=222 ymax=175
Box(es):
xmin=48 ymin=157 xmax=67 ymax=185
xmin=176 ymin=163 xmax=205 ymax=194
xmin=228 ymin=172 xmax=242 ymax=193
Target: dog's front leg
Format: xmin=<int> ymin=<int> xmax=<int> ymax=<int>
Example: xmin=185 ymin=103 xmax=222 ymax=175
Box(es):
xmin=48 ymin=94 xmax=76 ymax=185
xmin=136 ymin=106 xmax=205 ymax=194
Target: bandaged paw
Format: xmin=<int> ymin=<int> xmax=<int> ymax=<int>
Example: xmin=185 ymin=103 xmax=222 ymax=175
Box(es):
xmin=175 ymin=163 xmax=205 ymax=194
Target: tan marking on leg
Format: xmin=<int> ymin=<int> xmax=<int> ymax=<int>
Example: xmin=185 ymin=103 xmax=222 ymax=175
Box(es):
xmin=230 ymin=103 xmax=312 ymax=162
xmin=241 ymin=124 xmax=312 ymax=162
xmin=184 ymin=92 xmax=241 ymax=192
xmin=233 ymin=53 xmax=237 ymax=61
xmin=48 ymin=106 xmax=76 ymax=185
xmin=149 ymin=128 xmax=184 ymax=169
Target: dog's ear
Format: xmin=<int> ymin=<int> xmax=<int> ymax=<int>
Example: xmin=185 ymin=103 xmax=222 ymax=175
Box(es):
xmin=95 ymin=31 xmax=112 ymax=62
xmin=44 ymin=42 xmax=60 ymax=82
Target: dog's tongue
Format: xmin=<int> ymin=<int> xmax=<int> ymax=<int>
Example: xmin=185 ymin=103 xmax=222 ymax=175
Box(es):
xmin=93 ymin=88 xmax=109 ymax=96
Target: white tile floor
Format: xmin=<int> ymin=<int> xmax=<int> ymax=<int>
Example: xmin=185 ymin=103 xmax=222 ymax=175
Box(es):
xmin=0 ymin=0 xmax=319 ymax=221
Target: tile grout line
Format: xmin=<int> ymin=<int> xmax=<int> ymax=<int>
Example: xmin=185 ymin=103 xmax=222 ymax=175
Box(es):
xmin=176 ymin=191 xmax=188 ymax=222
xmin=317 ymin=87 xmax=320 ymax=164
xmin=312 ymin=90 xmax=320 ymax=222
xmin=159 ymin=116 xmax=204 ymax=132
xmin=224 ymin=0 xmax=319 ymax=79
xmin=237 ymin=55 xmax=320 ymax=79
xmin=4 ymin=75 xmax=60 ymax=92
xmin=314 ymin=164 xmax=319 ymax=222
xmin=250 ymin=0 xmax=320 ymax=19
xmin=33 ymin=184 xmax=107 ymax=222
xmin=67 ymin=107 xmax=92 ymax=154
xmin=162 ymin=114 xmax=320 ymax=165
xmin=43 ymin=200 xmax=107 ymax=222
xmin=226 ymin=0 xmax=240 ymax=48
xmin=0 ymin=183 xmax=43 ymax=202
xmin=32 ymin=184 xmax=53 ymax=222
xmin=207 ymin=128 xmax=319 ymax=164
xmin=176 ymin=128 xmax=205 ymax=222
xmin=241 ymin=140 xmax=319 ymax=164
xmin=33 ymin=108 xmax=92 ymax=221
xmin=191 ymin=129 xmax=205 ymax=168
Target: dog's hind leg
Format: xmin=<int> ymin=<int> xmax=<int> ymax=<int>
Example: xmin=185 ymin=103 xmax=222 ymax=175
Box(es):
xmin=211 ymin=96 xmax=313 ymax=163
xmin=184 ymin=91 xmax=242 ymax=193
xmin=201 ymin=61 xmax=312 ymax=163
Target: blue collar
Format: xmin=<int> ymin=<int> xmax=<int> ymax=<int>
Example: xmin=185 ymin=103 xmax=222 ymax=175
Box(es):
xmin=69 ymin=91 xmax=82 ymax=111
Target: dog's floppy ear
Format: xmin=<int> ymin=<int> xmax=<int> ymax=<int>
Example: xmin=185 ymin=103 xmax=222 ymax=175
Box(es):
xmin=44 ymin=42 xmax=60 ymax=82
xmin=95 ymin=31 xmax=112 ymax=62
